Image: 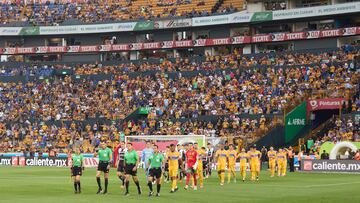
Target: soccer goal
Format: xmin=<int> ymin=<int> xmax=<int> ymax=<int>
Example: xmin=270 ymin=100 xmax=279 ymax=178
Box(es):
xmin=125 ymin=135 xmax=206 ymax=151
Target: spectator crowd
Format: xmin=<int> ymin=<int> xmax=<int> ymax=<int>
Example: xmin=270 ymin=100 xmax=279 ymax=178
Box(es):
xmin=0 ymin=0 xmax=239 ymax=26
xmin=0 ymin=47 xmax=359 ymax=155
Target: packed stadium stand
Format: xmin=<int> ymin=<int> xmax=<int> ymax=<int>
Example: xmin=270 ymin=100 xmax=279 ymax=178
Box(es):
xmin=0 ymin=0 xmax=359 ymax=157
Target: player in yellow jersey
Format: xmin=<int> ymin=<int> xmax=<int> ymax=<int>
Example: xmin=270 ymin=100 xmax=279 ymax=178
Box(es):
xmin=165 ymin=144 xmax=184 ymax=193
xmin=267 ymin=147 xmax=277 ymax=177
xmin=238 ymin=148 xmax=248 ymax=182
xmin=215 ymin=144 xmax=227 ymax=186
xmin=227 ymin=144 xmax=237 ymax=183
xmin=248 ymin=145 xmax=261 ymax=181
xmin=276 ymin=148 xmax=287 ymax=177
xmin=194 ymin=143 xmax=206 ymax=188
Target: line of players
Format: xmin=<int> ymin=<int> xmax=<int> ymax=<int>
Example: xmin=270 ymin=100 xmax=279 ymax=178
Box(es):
xmin=69 ymin=141 xmax=290 ymax=195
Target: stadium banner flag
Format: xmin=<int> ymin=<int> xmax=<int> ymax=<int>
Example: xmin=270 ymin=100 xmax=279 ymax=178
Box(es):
xmin=38 ymin=22 xmax=136 ymax=35
xmin=19 ymin=27 xmax=40 ymax=35
xmin=24 ymin=157 xmax=68 ymax=167
xmin=302 ymin=159 xmax=360 ymax=173
xmin=154 ymin=18 xmax=192 ymax=29
xmin=133 ymin=21 xmax=154 ymax=31
xmin=250 ymin=11 xmax=273 ymax=22
xmin=285 ymin=101 xmax=307 ymax=143
xmin=0 ymin=157 xmax=12 ymax=166
xmin=273 ymin=2 xmax=360 ymax=20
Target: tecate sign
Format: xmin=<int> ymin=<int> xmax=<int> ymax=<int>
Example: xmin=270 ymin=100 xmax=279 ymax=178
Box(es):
xmin=302 ymin=160 xmax=360 ymax=173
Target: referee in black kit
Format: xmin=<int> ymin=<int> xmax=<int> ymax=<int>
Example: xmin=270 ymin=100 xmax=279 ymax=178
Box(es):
xmin=95 ymin=142 xmax=113 ymax=194
xmin=124 ymin=142 xmax=141 ymax=196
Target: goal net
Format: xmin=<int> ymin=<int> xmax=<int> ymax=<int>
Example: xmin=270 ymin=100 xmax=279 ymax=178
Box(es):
xmin=125 ymin=135 xmax=206 ymax=151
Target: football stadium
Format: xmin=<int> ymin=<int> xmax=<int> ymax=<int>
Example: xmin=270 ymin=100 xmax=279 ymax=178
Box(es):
xmin=0 ymin=0 xmax=359 ymax=203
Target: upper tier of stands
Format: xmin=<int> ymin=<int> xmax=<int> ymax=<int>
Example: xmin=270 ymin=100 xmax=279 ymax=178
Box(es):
xmin=0 ymin=0 xmax=242 ymax=26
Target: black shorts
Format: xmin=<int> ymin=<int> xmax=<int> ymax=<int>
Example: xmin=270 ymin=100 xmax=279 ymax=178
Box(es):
xmin=97 ymin=161 xmax=110 ymax=173
xmin=125 ymin=164 xmax=137 ymax=176
xmin=149 ymin=167 xmax=162 ymax=179
xmin=117 ymin=161 xmax=125 ymax=172
xmin=72 ymin=166 xmax=82 ymax=176
xmin=203 ymin=161 xmax=208 ymax=170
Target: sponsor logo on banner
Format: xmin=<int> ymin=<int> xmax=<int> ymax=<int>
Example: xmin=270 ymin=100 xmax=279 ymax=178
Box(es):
xmin=251 ymin=12 xmax=273 ymax=22
xmin=0 ymin=157 xmax=12 ymax=166
xmin=303 ymin=160 xmax=313 ymax=171
xmin=12 ymin=157 xmax=19 ymax=166
xmin=252 ymin=34 xmax=271 ymax=43
xmin=100 ymin=45 xmax=112 ymax=52
xmin=19 ymin=157 xmax=25 ymax=166
xmin=211 ymin=38 xmax=231 ymax=45
xmin=301 ymin=160 xmax=360 ymax=173
xmin=174 ymin=40 xmax=193 ymax=47
xmin=133 ymin=21 xmax=154 ymax=31
xmin=25 ymin=157 xmax=68 ymax=167
xmin=306 ymin=31 xmax=321 ymax=39
xmin=112 ymin=44 xmax=130 ymax=51
xmin=155 ymin=19 xmax=192 ymax=29
xmin=161 ymin=41 xmax=175 ymax=49
xmin=79 ymin=46 xmax=99 ymax=52
xmin=194 ymin=39 xmax=207 ymax=47
xmin=129 ymin=43 xmax=144 ymax=50
xmin=286 ymin=32 xmax=305 ymax=40
xmin=0 ymin=27 xmax=22 ymax=35
xmin=67 ymin=46 xmax=80 ymax=53
xmin=19 ymin=27 xmax=40 ymax=35
xmin=192 ymin=15 xmax=229 ymax=26
xmin=285 ymin=102 xmax=307 ymax=143
xmin=232 ymin=36 xmax=251 ymax=44
xmin=83 ymin=157 xmax=99 ymax=168
xmin=143 ymin=42 xmax=160 ymax=50
xmin=16 ymin=47 xmax=35 ymax=54
xmin=229 ymin=12 xmax=253 ymax=23
xmin=39 ymin=22 xmax=136 ymax=35
xmin=273 ymin=2 xmax=360 ymax=20
xmin=307 ymin=98 xmax=345 ymax=111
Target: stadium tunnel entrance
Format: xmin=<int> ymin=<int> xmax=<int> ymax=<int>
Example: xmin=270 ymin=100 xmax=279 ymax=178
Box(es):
xmin=310 ymin=109 xmax=340 ymax=129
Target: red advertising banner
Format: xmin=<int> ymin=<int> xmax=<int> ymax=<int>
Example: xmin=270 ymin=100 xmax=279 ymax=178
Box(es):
xmin=307 ymin=98 xmax=346 ymax=114
xmin=0 ymin=27 xmax=359 ymax=55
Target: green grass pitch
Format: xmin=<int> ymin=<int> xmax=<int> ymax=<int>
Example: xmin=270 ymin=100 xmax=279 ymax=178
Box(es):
xmin=0 ymin=167 xmax=359 ymax=203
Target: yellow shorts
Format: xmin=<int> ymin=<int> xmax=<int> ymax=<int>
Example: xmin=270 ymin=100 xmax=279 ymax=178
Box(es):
xmin=269 ymin=160 xmax=276 ymax=168
xmin=228 ymin=163 xmax=235 ymax=172
xmin=250 ymin=162 xmax=259 ymax=172
xmin=169 ymin=168 xmax=178 ymax=177
xmin=217 ymin=162 xmax=226 ymax=171
xmin=240 ymin=164 xmax=247 ymax=172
